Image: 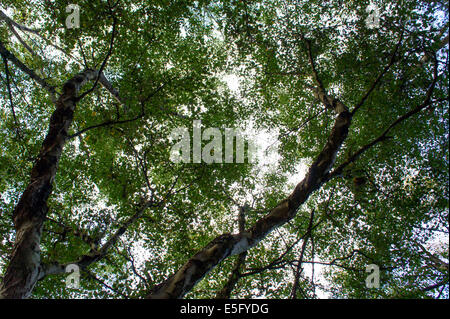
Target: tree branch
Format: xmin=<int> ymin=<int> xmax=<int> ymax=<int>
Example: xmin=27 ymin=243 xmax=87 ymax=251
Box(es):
xmin=326 ymin=57 xmax=440 ymax=181
xmin=38 ymin=201 xmax=153 ymax=281
xmin=2 ymin=16 xmax=37 ymax=56
xmin=290 ymin=209 xmax=315 ymax=299
xmin=146 ymin=91 xmax=352 ymax=298
xmin=215 ymin=205 xmax=249 ymax=299
xmin=297 ymin=32 xmax=347 ymax=113
xmin=1 ymin=52 xmax=21 ymax=138
xmin=68 ymin=113 xmax=144 ymax=139
xmin=0 ymin=10 xmax=40 ymax=34
xmin=351 ymin=29 xmax=405 ymax=115
xmin=0 ymin=40 xmax=56 ymax=102
xmin=76 ymin=7 xmax=117 ymax=102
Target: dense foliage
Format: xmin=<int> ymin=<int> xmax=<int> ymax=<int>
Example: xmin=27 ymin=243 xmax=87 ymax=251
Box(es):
xmin=0 ymin=0 xmax=448 ymax=299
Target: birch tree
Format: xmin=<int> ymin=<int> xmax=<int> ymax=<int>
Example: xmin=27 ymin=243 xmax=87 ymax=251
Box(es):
xmin=0 ymin=0 xmax=448 ymax=299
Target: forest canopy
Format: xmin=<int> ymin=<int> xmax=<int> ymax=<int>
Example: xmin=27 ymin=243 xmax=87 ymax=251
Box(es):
xmin=0 ymin=0 xmax=448 ymax=299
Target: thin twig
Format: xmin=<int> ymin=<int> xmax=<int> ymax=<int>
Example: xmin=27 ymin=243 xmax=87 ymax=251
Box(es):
xmin=290 ymin=209 xmax=315 ymax=299
xmin=1 ymin=53 xmax=22 ymax=138
xmin=76 ymin=10 xmax=117 ymax=102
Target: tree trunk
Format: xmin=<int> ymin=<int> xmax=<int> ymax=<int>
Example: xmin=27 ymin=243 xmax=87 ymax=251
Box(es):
xmin=0 ymin=70 xmax=98 ymax=299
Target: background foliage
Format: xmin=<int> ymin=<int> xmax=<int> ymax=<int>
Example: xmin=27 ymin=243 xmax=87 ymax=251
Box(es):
xmin=0 ymin=0 xmax=448 ymax=298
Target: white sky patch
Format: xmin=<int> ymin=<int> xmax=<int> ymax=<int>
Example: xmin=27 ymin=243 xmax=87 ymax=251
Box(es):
xmin=211 ymin=27 xmax=224 ymax=40
xmin=165 ymin=61 xmax=174 ymax=70
xmin=250 ymin=128 xmax=280 ymax=168
xmin=222 ymin=73 xmax=241 ymax=93
xmin=287 ymin=160 xmax=309 ymax=187
xmin=180 ymin=24 xmax=187 ymax=38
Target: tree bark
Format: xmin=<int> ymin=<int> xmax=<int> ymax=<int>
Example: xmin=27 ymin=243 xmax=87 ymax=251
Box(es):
xmin=0 ymin=69 xmax=98 ymax=299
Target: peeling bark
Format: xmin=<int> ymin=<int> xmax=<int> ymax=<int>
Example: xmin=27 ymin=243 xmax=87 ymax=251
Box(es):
xmin=147 ymin=103 xmax=352 ymax=299
xmin=0 ymin=70 xmax=98 ymax=299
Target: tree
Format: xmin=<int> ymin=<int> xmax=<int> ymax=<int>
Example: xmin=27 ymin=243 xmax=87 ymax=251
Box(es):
xmin=0 ymin=0 xmax=448 ymax=299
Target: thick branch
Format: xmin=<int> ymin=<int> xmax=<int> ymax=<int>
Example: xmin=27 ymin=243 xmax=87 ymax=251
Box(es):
xmin=298 ymin=33 xmax=347 ymax=113
xmin=2 ymin=17 xmax=37 ymax=56
xmin=146 ymin=99 xmax=351 ymax=299
xmin=0 ymin=10 xmax=40 ymax=34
